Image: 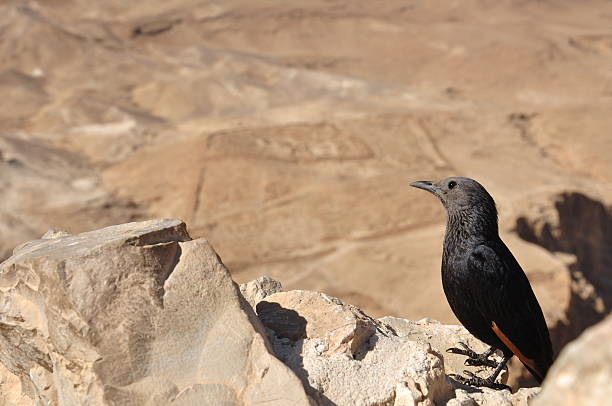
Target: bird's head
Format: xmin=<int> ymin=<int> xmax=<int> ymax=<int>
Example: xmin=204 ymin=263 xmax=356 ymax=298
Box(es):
xmin=410 ymin=177 xmax=496 ymax=216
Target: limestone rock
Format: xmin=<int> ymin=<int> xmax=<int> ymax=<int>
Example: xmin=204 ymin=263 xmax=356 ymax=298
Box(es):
xmin=0 ymin=362 xmax=34 ymax=406
xmin=257 ymin=290 xmax=379 ymax=357
xmin=380 ymin=317 xmax=508 ymax=386
xmin=379 ymin=317 xmax=546 ymax=405
xmin=533 ymin=314 xmax=612 ymax=406
xmin=40 ymin=229 xmax=71 ymax=239
xmin=253 ymin=289 xmax=549 ymax=406
xmin=258 ymin=290 xmax=453 ymax=406
xmin=447 ymin=387 xmax=540 ymax=406
xmin=0 ymin=219 xmax=310 ymax=406
xmin=239 ymin=275 xmax=283 ymax=310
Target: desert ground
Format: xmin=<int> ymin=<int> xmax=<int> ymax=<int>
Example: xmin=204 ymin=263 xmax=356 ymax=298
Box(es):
xmin=1 ymin=0 xmax=611 ymax=385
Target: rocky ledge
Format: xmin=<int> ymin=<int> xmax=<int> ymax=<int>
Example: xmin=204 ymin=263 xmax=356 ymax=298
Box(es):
xmin=0 ymin=220 xmax=607 ymax=405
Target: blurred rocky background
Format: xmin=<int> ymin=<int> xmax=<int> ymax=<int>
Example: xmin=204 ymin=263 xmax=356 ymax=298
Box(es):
xmin=1 ymin=0 xmax=611 ymax=397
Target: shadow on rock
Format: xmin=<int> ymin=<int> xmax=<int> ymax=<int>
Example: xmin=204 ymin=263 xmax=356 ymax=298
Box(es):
xmin=516 ymin=191 xmax=612 ymax=349
xmin=256 ymin=300 xmax=339 ymax=406
xmin=256 ymin=301 xmax=308 ymax=340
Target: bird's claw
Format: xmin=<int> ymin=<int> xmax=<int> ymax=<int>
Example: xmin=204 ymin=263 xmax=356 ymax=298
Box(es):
xmin=446 ymin=341 xmax=499 ymax=368
xmin=446 ymin=342 xmax=478 ymax=358
xmin=448 ymin=371 xmax=510 ymax=391
xmin=464 ymin=357 xmax=500 ymax=368
xmin=447 ymin=343 xmax=500 ymax=368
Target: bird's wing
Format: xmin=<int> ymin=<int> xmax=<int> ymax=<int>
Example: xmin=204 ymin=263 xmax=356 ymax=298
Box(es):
xmin=467 ymin=243 xmax=553 ymax=381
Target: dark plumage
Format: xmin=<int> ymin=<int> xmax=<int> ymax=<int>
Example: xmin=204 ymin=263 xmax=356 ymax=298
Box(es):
xmin=410 ymin=177 xmax=553 ymax=389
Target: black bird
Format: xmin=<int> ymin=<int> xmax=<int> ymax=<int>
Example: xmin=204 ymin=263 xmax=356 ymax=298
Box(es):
xmin=410 ymin=177 xmax=553 ymax=390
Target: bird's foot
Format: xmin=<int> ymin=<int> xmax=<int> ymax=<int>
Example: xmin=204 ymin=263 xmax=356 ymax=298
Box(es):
xmin=464 ymin=357 xmax=499 ymax=369
xmin=448 ymin=370 xmax=510 ymax=391
xmin=446 ymin=342 xmax=499 ymax=368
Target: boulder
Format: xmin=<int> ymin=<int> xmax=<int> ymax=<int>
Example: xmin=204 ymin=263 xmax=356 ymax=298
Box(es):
xmin=379 ymin=317 xmax=508 ymax=386
xmin=239 ymin=275 xmax=283 ymax=310
xmin=447 ymin=387 xmax=539 ymax=406
xmin=0 ymin=219 xmax=311 ymax=406
xmin=257 ymin=290 xmax=379 ymax=356
xmin=257 ymin=289 xmax=453 ymax=406
xmin=254 ymin=287 xmax=548 ymax=406
xmin=533 ymin=314 xmax=612 ymax=405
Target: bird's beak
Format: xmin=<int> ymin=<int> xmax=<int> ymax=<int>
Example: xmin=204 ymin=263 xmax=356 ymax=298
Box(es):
xmin=410 ymin=180 xmax=439 ymax=195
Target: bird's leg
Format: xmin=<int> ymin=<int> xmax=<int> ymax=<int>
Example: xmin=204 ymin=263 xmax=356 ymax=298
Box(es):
xmin=446 ymin=342 xmax=499 ymax=368
xmin=448 ymin=355 xmax=511 ymax=391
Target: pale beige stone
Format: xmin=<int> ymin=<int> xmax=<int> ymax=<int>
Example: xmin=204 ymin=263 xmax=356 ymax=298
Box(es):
xmin=257 ymin=290 xmax=378 ymax=357
xmin=0 ymin=219 xmax=310 ymax=406
xmin=258 ymin=290 xmax=453 ymax=406
xmin=0 ymin=362 xmax=34 ymax=406
xmin=533 ymin=314 xmax=612 ymax=406
xmin=447 ymin=387 xmax=540 ymax=406
xmin=239 ymin=276 xmax=283 ymax=310
xmin=380 ymin=317 xmax=508 ymax=386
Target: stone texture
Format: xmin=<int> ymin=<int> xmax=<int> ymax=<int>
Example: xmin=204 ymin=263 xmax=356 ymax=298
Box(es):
xmin=257 ymin=290 xmax=453 ymax=406
xmin=379 ymin=317 xmax=508 ymax=386
xmin=447 ymin=387 xmax=540 ymax=406
xmin=255 ymin=289 xmax=549 ymax=406
xmin=533 ymin=314 xmax=612 ymax=406
xmin=239 ymin=275 xmax=283 ymax=310
xmin=271 ymin=327 xmax=450 ymax=406
xmin=0 ymin=219 xmax=311 ymax=406
xmin=257 ymin=290 xmax=379 ymax=356
xmin=0 ymin=362 xmax=34 ymax=406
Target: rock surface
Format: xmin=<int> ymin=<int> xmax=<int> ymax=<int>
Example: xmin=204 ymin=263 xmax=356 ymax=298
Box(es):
xmin=259 ymin=290 xmax=452 ymax=406
xmin=0 ymin=220 xmax=311 ymax=406
xmin=0 ymin=362 xmax=34 ymax=406
xmin=447 ymin=387 xmax=539 ymax=406
xmin=239 ymin=275 xmax=283 ymax=310
xmin=380 ymin=317 xmax=508 ymax=386
xmin=533 ymin=314 xmax=612 ymax=406
xmin=255 ymin=287 xmax=542 ymax=406
xmin=257 ymin=290 xmax=379 ymax=356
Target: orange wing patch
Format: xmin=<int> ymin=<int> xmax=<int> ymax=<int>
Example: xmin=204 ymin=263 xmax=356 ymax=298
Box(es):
xmin=491 ymin=321 xmax=537 ymax=372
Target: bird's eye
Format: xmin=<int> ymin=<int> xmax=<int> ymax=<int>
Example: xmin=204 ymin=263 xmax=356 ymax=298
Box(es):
xmin=448 ymin=181 xmax=457 ymax=189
